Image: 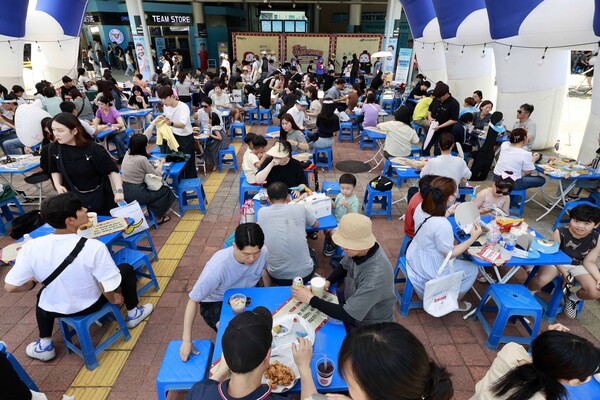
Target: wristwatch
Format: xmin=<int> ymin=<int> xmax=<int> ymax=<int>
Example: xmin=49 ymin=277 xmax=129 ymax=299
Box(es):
xmin=170 ymin=121 xmax=174 ymax=127
xmin=115 ymin=188 xmax=123 ymax=194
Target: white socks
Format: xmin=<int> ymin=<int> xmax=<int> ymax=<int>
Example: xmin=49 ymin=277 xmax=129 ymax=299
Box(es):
xmin=569 ymin=292 xmax=581 ymax=302
xmin=40 ymin=338 xmax=52 ymax=347
xmin=127 ymin=308 xmax=138 ymax=318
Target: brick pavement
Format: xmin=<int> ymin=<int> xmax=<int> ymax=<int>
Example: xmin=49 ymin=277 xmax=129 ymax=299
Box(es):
xmin=0 ymin=124 xmax=598 ymax=399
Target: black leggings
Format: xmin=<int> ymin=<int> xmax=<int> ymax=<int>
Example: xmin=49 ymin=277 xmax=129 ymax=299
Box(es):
xmin=36 ymin=263 xmax=138 ymax=338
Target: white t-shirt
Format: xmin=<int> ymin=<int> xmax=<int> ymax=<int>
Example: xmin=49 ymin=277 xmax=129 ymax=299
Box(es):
xmin=5 ymin=234 xmax=121 ymax=314
xmin=420 ymin=154 xmax=472 ymax=186
xmin=377 ymin=121 xmax=420 ymax=157
xmin=493 ymin=142 xmax=535 ymax=180
xmin=163 ymin=101 xmax=192 ymax=136
xmin=242 ymin=151 xmax=260 ymax=184
xmin=288 ymin=105 xmax=306 ymax=129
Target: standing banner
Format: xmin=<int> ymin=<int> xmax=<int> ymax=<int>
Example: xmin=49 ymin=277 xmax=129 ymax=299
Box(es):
xmin=333 ymin=34 xmax=383 ymax=70
xmin=383 ymin=37 xmax=398 ymax=74
xmin=195 ymin=37 xmax=209 ymax=71
xmin=233 ymin=33 xmax=281 ymax=65
xmin=394 ymin=48 xmax=413 ymax=85
xmin=133 ymin=35 xmax=151 ymax=81
xmin=155 ymin=37 xmax=166 ymax=65
xmin=285 ymin=34 xmax=331 ymax=66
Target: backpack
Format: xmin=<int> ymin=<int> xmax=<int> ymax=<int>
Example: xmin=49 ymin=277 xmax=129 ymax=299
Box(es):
xmin=369 ymin=175 xmax=393 ymax=191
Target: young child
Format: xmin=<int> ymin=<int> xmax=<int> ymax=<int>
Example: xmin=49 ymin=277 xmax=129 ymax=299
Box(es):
xmin=242 ymin=135 xmax=268 ymax=184
xmin=242 ymin=132 xmax=257 ymax=157
xmin=472 ymin=172 xmax=515 ymax=216
xmin=527 ymin=204 xmax=600 ymax=318
xmin=324 ymin=174 xmax=359 ymax=256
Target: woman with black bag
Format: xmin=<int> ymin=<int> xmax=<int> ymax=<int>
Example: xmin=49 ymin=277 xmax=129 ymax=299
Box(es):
xmin=48 ymin=113 xmax=124 ymax=215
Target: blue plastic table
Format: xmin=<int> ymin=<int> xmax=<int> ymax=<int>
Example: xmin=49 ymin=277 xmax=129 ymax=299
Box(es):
xmin=252 ymin=198 xmax=337 ymax=231
xmin=118 ymin=108 xmax=153 ymax=132
xmin=362 ymin=128 xmax=387 ymax=171
xmin=0 ymin=155 xmax=41 ymax=186
xmin=212 ymin=287 xmax=348 ymax=393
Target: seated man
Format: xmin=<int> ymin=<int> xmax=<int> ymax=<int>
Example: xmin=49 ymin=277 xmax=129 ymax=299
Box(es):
xmin=59 ymin=101 xmax=95 ymax=136
xmin=4 ymin=192 xmax=153 ymax=361
xmin=187 ymin=306 xmax=317 ymax=400
xmin=180 ymin=223 xmax=270 ymax=361
xmin=292 ymin=213 xmax=396 ymax=330
xmin=527 ymin=204 xmax=600 ymax=318
xmin=258 ymin=182 xmax=318 ymax=286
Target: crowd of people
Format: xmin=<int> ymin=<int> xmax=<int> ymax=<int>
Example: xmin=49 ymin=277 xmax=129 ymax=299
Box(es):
xmin=1 ymin=41 xmax=600 ymax=400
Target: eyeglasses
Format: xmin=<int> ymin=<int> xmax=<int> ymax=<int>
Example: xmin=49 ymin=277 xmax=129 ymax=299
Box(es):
xmin=496 ymin=189 xmax=511 ymax=195
xmin=202 ymin=105 xmax=209 ymax=108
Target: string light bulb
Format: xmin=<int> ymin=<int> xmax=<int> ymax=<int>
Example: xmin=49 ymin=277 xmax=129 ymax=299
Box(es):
xmin=445 ymin=43 xmax=449 ymax=54
xmin=460 ymin=45 xmax=465 ymax=57
xmin=8 ymin=40 xmax=14 ymax=53
xmin=36 ymin=41 xmax=41 ymax=52
xmin=504 ymin=45 xmax=512 ymax=62
xmin=537 ymin=46 xmax=548 ymax=66
xmin=57 ymin=40 xmax=62 ymax=50
xmin=480 ymin=43 xmax=487 ymax=58
xmin=421 ymin=42 xmax=425 ymax=50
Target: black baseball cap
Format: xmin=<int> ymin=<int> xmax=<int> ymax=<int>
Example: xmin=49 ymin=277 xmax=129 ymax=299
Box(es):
xmin=222 ymin=306 xmax=273 ymax=373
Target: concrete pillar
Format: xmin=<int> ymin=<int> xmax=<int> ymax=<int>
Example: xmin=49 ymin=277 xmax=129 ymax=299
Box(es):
xmin=125 ymin=0 xmax=155 ymax=77
xmin=348 ymin=4 xmax=361 ymax=33
xmin=314 ymin=4 xmax=320 ymax=33
xmin=383 ymin=0 xmax=403 ymax=73
xmin=192 ymin=2 xmax=206 ymax=69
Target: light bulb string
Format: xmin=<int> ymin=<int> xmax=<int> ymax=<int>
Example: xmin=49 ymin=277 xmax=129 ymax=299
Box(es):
xmin=414 ymin=39 xmax=599 ymax=51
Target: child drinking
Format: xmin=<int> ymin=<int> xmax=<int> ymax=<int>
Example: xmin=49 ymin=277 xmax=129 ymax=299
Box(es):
xmin=242 ymin=135 xmax=268 ymax=184
xmin=472 ymin=172 xmax=515 ymax=216
xmin=527 ymin=204 xmax=600 ymax=318
xmin=324 ymin=174 xmax=359 ymax=256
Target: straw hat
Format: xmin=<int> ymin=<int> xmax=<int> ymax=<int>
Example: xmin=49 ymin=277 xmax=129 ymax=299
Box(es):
xmin=332 ymin=214 xmax=376 ymax=250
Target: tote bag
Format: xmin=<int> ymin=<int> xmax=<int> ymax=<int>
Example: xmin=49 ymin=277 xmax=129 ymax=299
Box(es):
xmin=423 ymin=252 xmax=464 ymax=317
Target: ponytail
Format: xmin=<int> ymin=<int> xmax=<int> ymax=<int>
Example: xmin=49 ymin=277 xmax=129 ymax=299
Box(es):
xmin=425 ymin=362 xmax=454 ymax=400
xmin=491 ymin=363 xmax=565 ymax=400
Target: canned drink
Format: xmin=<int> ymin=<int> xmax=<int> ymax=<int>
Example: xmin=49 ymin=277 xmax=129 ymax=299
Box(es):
xmin=293 ymin=277 xmax=303 ymax=286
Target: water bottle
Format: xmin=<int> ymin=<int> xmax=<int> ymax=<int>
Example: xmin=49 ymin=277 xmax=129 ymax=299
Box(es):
xmin=501 ymin=234 xmax=516 ymax=260
xmin=23 ymin=233 xmax=31 ymax=242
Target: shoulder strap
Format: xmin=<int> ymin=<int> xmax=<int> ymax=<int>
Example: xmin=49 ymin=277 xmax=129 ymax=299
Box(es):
xmin=413 ymin=216 xmax=432 ymax=239
xmin=56 ymin=144 xmax=75 ymax=190
xmin=41 ymin=237 xmax=87 ymax=288
xmin=77 ymin=99 xmax=85 ymax=117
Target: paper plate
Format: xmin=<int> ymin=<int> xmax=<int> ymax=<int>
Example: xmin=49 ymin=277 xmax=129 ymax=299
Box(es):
xmin=530 ymin=238 xmax=559 ymax=254
xmin=262 ymin=347 xmax=300 ymax=393
xmin=455 ymin=202 xmax=480 ymax=234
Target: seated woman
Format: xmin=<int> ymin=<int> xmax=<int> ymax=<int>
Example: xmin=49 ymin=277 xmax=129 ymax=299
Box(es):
xmin=201 ymin=97 xmax=229 ymax=172
xmin=127 ymin=85 xmax=152 ymax=124
xmin=92 ymin=96 xmax=128 ymax=163
xmin=239 ymin=84 xmax=257 ymax=123
xmin=493 ymin=128 xmax=545 ymax=192
xmin=254 ymin=141 xmax=308 ymax=189
xmin=473 ymin=326 xmax=600 ymax=400
xmin=472 ymin=172 xmax=515 ymax=216
xmin=377 ymin=106 xmax=420 ymax=159
xmin=210 ymin=84 xmax=239 ymax=122
xmin=420 ymin=132 xmax=472 ymax=187
xmin=472 ymin=100 xmax=493 ymax=135
xmin=304 ymin=86 xmax=321 ymax=129
xmin=331 ymin=323 xmax=453 ymax=400
xmin=406 ymin=176 xmax=480 ymax=311
xmin=280 ymin=113 xmax=309 ymax=153
xmin=309 ymin=98 xmax=339 ymax=150
xmin=175 ymin=71 xmax=193 ymax=104
xmin=361 ymin=92 xmax=381 ymax=130
xmin=121 ymin=134 xmax=175 ymax=224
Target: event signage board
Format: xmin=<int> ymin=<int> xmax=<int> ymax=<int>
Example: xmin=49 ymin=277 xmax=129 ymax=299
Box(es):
xmin=394 ymin=48 xmax=413 ymax=85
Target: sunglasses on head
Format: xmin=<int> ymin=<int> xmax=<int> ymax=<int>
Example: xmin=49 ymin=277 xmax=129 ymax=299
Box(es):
xmin=496 ymin=189 xmax=511 ymax=195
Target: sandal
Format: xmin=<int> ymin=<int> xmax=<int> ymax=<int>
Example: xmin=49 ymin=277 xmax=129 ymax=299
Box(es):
xmin=158 ymin=215 xmax=171 ymax=225
xmin=457 ymin=301 xmax=472 ymax=312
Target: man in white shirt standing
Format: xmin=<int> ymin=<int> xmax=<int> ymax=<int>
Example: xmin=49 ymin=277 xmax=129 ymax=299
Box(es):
xmin=154 ymin=85 xmax=197 ymax=178
xmin=4 ymin=193 xmax=153 ymax=361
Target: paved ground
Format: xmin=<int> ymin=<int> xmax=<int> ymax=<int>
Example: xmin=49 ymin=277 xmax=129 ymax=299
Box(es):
xmin=0 ymin=73 xmax=599 ymax=399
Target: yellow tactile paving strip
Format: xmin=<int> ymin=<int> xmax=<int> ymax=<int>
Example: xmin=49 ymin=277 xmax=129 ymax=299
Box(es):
xmin=66 ymin=142 xmax=242 ymax=399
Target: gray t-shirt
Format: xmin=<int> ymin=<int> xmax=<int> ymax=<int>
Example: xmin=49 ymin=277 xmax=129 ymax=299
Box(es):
xmin=325 ymin=86 xmax=341 ymax=100
xmin=341 ymin=244 xmax=396 ymax=324
xmin=257 ymin=203 xmax=317 ymax=279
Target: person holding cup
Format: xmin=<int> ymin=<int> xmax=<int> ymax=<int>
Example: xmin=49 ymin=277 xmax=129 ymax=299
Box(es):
xmin=180 ymin=223 xmax=271 ymax=362
xmin=292 ymin=214 xmax=396 ymax=331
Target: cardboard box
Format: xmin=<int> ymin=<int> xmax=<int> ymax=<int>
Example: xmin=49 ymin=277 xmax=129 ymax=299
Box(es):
xmin=300 ymin=193 xmax=332 ymax=219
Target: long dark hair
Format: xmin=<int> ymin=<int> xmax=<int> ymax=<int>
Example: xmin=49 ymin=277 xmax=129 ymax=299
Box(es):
xmin=96 ymin=80 xmax=115 ymax=102
xmin=421 ymin=176 xmax=457 ymax=217
xmin=317 ymin=98 xmax=337 ymax=124
xmin=339 ymin=323 xmax=453 ymax=400
xmin=128 ymin=134 xmax=150 ymax=158
xmin=279 ymin=113 xmax=302 ymax=141
xmin=52 ymin=113 xmax=93 ymax=147
xmin=491 ymin=330 xmax=600 ymax=400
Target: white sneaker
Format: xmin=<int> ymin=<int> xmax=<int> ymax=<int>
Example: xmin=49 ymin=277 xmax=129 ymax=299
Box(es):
xmin=26 ymin=340 xmax=56 ymax=361
xmin=125 ymin=304 xmax=154 ymax=328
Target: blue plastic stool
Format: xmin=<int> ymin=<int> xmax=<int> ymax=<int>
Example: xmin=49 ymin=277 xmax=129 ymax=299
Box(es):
xmin=58 ymin=302 xmax=131 ymax=370
xmin=230 ymin=122 xmax=246 ymax=142
xmin=313 ymin=147 xmax=333 ymax=170
xmin=112 ymin=229 xmax=159 ymax=261
xmin=509 ymin=189 xmax=527 ymax=217
xmin=112 ymin=248 xmax=159 ymax=297
xmin=382 ymin=159 xmax=403 ymax=188
xmin=0 ymin=343 xmax=39 ymax=391
xmin=0 ymin=196 xmax=25 ymax=236
xmin=359 ymin=130 xmax=376 ymax=150
xmin=218 ymin=146 xmax=238 ymax=173
xmin=524 ymin=266 xmax=584 ymax=322
xmin=410 ymin=144 xmax=422 ymax=156
xmin=240 ymin=175 xmax=261 ymax=207
xmin=258 ymin=108 xmax=272 ymax=126
xmin=322 ymin=181 xmax=340 ymax=196
xmin=394 ymin=256 xmax=423 ymax=317
xmin=141 ymin=205 xmax=159 ymax=230
xmin=362 ymin=184 xmax=392 ymax=220
xmin=156 ymin=340 xmax=214 ymax=400
xmin=338 ymin=122 xmax=354 ymax=142
xmin=381 ymin=99 xmax=393 ymax=113
xmin=473 ymin=284 xmax=543 ymax=350
xmin=410 ymin=122 xmax=423 ymax=138
xmin=176 ymin=178 xmax=207 ymax=215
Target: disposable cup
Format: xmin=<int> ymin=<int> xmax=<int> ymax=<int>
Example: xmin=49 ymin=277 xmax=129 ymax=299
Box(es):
xmin=317 ymin=357 xmax=335 ymax=387
xmin=230 ymin=294 xmax=246 ymax=315
xmin=87 ymin=212 xmax=98 ymax=225
xmin=310 ymin=277 xmax=326 ymax=298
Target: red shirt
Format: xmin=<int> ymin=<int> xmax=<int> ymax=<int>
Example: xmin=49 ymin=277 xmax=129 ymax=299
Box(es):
xmin=404 ymin=192 xmax=423 ymax=238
